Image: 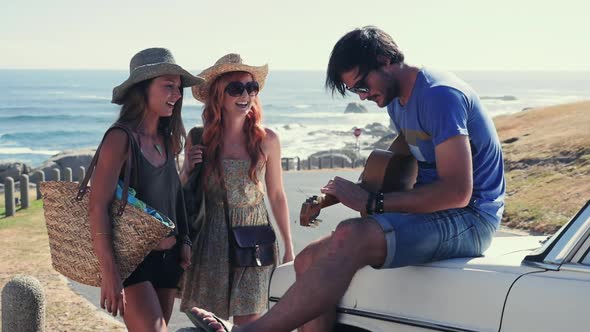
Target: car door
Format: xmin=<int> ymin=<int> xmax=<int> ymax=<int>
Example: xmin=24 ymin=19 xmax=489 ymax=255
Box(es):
xmin=501 ymin=201 xmax=590 ymax=332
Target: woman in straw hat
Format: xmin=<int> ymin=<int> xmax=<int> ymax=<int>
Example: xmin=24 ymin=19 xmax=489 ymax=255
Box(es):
xmin=89 ymin=47 xmax=204 ymax=331
xmin=179 ymin=53 xmax=294 ymax=324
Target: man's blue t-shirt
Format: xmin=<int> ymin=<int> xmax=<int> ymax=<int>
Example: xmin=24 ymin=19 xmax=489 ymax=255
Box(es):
xmin=387 ymin=68 xmax=505 ymax=225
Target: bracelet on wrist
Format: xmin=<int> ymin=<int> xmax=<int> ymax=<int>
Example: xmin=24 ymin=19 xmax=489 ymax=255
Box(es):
xmin=179 ymin=235 xmax=192 ymax=247
xmin=366 ymin=192 xmax=376 ymax=215
xmin=375 ymin=191 xmax=385 ymax=214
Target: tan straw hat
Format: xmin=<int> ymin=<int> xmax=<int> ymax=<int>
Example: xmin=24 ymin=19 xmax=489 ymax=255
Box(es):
xmin=112 ymin=48 xmax=204 ymax=105
xmin=192 ymin=53 xmax=268 ymax=103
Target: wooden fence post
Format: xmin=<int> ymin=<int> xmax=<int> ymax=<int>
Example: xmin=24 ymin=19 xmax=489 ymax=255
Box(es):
xmin=4 ymin=177 xmax=15 ymax=217
xmin=34 ymin=171 xmax=45 ymax=200
xmin=64 ymin=168 xmax=73 ymax=182
xmin=19 ymin=174 xmax=29 ymax=209
xmin=77 ymin=166 xmax=85 ymax=182
xmin=51 ymin=169 xmax=60 ymax=182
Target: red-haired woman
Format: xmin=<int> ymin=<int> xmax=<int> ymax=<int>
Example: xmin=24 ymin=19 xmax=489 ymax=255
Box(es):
xmin=179 ymin=54 xmax=294 ymax=325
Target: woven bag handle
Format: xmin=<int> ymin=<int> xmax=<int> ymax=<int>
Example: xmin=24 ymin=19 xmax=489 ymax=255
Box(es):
xmin=76 ymin=124 xmax=135 ymax=216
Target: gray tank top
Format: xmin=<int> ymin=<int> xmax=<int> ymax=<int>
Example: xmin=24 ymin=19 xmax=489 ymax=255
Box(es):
xmin=114 ymin=125 xmax=188 ymax=238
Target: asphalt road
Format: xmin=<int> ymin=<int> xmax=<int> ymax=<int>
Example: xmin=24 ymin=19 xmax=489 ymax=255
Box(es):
xmin=69 ymin=169 xmax=519 ymax=330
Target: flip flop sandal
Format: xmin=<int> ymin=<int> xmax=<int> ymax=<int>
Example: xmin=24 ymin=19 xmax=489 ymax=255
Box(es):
xmin=187 ymin=309 xmax=234 ymax=332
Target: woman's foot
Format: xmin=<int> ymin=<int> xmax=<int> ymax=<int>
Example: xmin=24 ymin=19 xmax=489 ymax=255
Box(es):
xmin=188 ymin=307 xmax=235 ymax=332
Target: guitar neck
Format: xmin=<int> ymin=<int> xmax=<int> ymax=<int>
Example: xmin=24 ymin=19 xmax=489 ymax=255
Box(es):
xmin=317 ymin=194 xmax=340 ymax=209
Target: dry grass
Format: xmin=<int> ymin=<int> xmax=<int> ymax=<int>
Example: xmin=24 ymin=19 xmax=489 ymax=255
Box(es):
xmin=0 ymin=200 xmax=125 ymax=331
xmin=495 ymin=100 xmax=590 ymax=233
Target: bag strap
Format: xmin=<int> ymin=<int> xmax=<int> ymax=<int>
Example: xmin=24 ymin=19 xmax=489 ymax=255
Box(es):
xmin=77 ymin=123 xmax=135 ymax=216
xmin=220 ymin=177 xmax=233 ymax=236
xmin=219 ymin=181 xmax=233 ymax=309
xmin=190 ymin=126 xmax=204 ymax=146
xmin=188 ymin=126 xmax=205 ymax=179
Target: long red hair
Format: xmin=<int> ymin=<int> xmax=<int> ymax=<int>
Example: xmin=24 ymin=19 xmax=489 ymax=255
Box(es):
xmin=202 ymin=71 xmax=266 ymax=186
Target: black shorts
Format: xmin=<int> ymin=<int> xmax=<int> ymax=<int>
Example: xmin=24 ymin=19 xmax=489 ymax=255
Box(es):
xmin=123 ymin=244 xmax=185 ymax=289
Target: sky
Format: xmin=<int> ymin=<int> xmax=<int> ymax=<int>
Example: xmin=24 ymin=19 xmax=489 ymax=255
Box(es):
xmin=1 ymin=0 xmax=588 ymax=71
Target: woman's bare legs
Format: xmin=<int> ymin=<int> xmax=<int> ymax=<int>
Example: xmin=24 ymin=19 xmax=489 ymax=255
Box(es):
xmin=156 ymin=288 xmax=178 ymax=325
xmin=123 ymin=282 xmax=170 ymax=332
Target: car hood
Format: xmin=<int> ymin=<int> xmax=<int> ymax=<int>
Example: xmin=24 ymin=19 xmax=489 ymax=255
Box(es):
xmin=269 ymin=236 xmax=547 ymax=332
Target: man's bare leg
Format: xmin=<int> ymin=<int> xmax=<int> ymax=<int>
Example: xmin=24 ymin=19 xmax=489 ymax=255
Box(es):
xmin=233 ymin=313 xmax=261 ymax=325
xmin=294 ymin=235 xmax=336 ymax=332
xmin=232 ymin=217 xmax=388 ymax=332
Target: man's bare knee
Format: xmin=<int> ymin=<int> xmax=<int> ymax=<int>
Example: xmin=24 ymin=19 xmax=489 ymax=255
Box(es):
xmin=331 ymin=218 xmax=365 ymax=248
xmin=294 ymin=235 xmax=332 ymax=275
xmin=294 ymin=247 xmax=314 ymax=275
xmin=331 ymin=218 xmax=387 ymax=267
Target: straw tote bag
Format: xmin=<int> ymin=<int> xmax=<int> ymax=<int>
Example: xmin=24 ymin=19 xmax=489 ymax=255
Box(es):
xmin=40 ymin=124 xmax=175 ymax=287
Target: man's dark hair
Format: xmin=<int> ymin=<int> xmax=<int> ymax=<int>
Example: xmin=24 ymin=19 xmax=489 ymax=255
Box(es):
xmin=326 ymin=26 xmax=405 ymax=96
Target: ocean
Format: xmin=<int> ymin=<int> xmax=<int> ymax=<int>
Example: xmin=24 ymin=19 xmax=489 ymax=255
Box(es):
xmin=1 ymin=69 xmax=589 ymax=167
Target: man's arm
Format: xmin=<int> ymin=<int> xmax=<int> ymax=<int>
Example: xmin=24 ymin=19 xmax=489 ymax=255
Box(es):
xmin=383 ymin=134 xmax=473 ymax=213
xmin=321 ymin=134 xmax=472 ymax=214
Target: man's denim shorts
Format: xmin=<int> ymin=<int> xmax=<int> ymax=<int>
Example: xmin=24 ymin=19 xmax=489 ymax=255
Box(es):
xmin=370 ymin=207 xmax=498 ymax=269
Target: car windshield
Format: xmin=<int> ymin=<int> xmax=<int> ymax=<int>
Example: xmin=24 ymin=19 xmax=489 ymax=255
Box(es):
xmin=525 ymin=201 xmax=590 ymax=265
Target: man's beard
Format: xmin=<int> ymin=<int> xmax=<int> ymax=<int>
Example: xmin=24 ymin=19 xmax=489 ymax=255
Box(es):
xmin=379 ymin=77 xmax=401 ymax=106
xmin=388 ymin=78 xmax=402 ymax=101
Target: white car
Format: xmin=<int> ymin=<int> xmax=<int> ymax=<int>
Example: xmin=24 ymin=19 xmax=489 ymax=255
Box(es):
xmin=269 ymin=201 xmax=590 ymax=332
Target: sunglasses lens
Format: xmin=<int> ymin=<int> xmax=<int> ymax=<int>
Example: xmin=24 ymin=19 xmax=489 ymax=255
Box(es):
xmin=225 ymin=81 xmax=260 ymax=97
xmin=349 ymin=87 xmax=369 ymax=94
xmin=225 ymin=82 xmax=245 ymax=96
xmin=245 ymin=81 xmax=260 ymax=95
xmin=346 ymin=71 xmax=371 ymax=94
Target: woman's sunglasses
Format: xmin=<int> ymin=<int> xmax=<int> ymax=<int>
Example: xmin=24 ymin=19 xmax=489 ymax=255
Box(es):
xmin=224 ymin=81 xmax=260 ymax=97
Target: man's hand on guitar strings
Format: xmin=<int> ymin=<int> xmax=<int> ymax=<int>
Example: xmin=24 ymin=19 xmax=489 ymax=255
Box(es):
xmin=321 ymin=176 xmax=368 ymax=213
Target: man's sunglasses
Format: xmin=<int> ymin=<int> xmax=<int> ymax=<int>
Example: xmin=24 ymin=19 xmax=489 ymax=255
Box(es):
xmin=345 ymin=71 xmax=370 ymax=95
xmin=224 ymin=81 xmax=260 ymax=97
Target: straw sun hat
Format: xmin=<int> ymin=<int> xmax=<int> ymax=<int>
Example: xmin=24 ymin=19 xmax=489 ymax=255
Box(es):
xmin=192 ymin=53 xmax=268 ymax=103
xmin=112 ymin=47 xmax=204 ymax=105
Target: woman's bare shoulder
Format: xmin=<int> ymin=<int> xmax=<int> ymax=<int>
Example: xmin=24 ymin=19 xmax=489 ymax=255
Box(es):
xmin=262 ymin=127 xmax=281 ymax=158
xmin=100 ymin=128 xmax=130 ymax=161
xmin=263 ymin=127 xmax=279 ymax=142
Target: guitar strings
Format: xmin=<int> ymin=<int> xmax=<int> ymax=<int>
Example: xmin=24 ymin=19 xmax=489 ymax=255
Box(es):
xmin=296 ymin=187 xmax=307 ymax=196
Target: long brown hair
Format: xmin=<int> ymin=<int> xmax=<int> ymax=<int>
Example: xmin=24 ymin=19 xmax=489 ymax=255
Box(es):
xmin=116 ymin=78 xmax=186 ymax=157
xmin=202 ymin=71 xmax=266 ymax=185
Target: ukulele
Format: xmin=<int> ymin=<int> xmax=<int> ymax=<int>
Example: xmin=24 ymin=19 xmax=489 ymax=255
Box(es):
xmin=299 ymin=149 xmax=417 ymax=227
